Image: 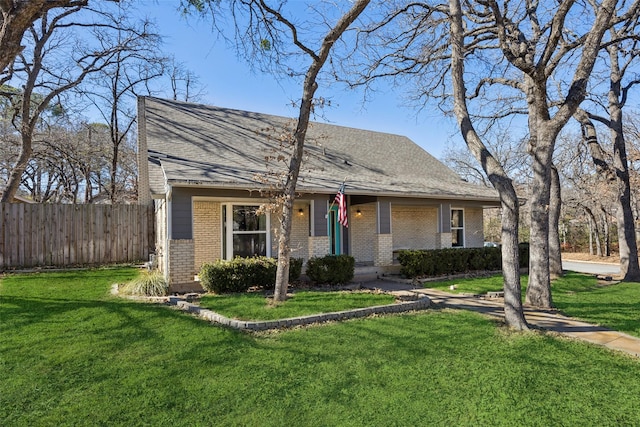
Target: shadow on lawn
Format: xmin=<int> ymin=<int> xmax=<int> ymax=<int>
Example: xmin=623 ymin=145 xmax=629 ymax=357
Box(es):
xmin=553 ymin=300 xmax=640 ymax=336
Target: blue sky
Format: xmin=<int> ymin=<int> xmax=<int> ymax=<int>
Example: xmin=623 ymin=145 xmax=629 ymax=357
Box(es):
xmin=136 ymin=1 xmax=460 ymax=159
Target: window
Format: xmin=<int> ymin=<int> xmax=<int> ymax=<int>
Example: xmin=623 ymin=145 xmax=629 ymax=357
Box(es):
xmin=223 ymin=204 xmax=270 ymax=259
xmin=451 ymin=209 xmax=464 ymax=247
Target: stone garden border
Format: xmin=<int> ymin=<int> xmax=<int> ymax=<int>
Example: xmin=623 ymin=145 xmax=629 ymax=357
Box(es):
xmin=167 ymin=295 xmax=431 ymax=331
xmin=112 ymin=284 xmax=431 ymax=331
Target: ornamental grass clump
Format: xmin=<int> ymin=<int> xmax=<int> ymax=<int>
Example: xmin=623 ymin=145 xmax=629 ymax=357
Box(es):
xmin=119 ymin=270 xmax=168 ymax=297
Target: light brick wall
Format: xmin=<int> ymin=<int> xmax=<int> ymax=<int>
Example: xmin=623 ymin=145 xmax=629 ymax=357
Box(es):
xmin=308 ymin=236 xmax=329 ymax=259
xmin=374 ymin=234 xmax=393 ymax=266
xmin=392 ymin=206 xmax=438 ymax=250
xmin=193 ymin=201 xmax=221 ymax=270
xmin=465 ymin=207 xmax=484 ymax=248
xmin=436 ymin=233 xmax=452 ymax=249
xmin=270 ymin=203 xmax=310 ymax=262
xmin=350 ymin=203 xmax=376 ymax=263
xmin=167 ymin=239 xmax=195 ymax=288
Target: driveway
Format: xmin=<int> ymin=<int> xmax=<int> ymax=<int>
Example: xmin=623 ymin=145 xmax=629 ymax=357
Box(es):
xmin=562 ymin=260 xmax=620 ymax=276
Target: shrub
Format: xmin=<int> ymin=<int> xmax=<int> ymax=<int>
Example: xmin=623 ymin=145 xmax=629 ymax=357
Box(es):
xmin=119 ymin=270 xmax=168 ymax=297
xmin=397 ymin=247 xmax=503 ymax=278
xmin=306 ymin=254 xmax=355 ymax=285
xmin=199 ymin=257 xmax=303 ymax=294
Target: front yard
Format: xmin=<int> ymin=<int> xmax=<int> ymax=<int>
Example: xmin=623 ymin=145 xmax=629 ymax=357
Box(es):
xmin=2 ymin=268 xmax=640 ymax=426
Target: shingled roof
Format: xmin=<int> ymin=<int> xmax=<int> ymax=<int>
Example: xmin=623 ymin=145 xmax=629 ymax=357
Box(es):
xmin=140 ymin=96 xmax=499 ymax=202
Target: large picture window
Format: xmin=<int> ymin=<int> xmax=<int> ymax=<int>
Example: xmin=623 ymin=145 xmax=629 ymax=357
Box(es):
xmin=451 ymin=209 xmax=464 ymax=247
xmin=223 ymin=204 xmax=270 ymax=259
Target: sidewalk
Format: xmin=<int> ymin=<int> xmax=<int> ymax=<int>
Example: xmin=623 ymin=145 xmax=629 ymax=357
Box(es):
xmin=362 ymin=279 xmax=640 ymax=358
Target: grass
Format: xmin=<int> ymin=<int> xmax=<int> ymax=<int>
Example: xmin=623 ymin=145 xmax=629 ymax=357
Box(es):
xmin=199 ymin=291 xmax=395 ymax=320
xmin=429 ymin=272 xmax=640 ymax=337
xmin=3 ymin=268 xmax=640 ymax=425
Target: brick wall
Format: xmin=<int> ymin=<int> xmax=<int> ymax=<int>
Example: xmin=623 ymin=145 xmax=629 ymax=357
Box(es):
xmin=465 ymin=207 xmax=484 ymax=248
xmin=193 ymin=200 xmax=221 ymax=270
xmin=350 ymin=203 xmax=376 ymax=263
xmin=374 ymin=233 xmax=393 ymax=266
xmin=269 ymin=203 xmax=310 ymax=262
xmin=436 ymin=232 xmax=452 ymax=249
xmin=392 ymin=206 xmax=438 ymax=250
xmin=167 ymin=239 xmax=196 ymax=291
xmin=308 ymin=236 xmax=329 ymax=259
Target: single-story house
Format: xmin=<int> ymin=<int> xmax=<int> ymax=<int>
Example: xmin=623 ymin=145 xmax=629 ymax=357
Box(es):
xmin=137 ymin=96 xmax=500 ymax=291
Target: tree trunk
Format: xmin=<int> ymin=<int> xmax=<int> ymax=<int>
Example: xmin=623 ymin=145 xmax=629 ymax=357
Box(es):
xmin=549 ymin=164 xmax=563 ymax=278
xmin=608 ymin=49 xmax=640 ymax=280
xmin=272 ymin=0 xmax=371 ymax=302
xmin=525 ymin=133 xmax=553 ymax=308
xmin=601 ymin=208 xmax=611 ymax=257
xmin=1 ymin=133 xmax=32 ymax=202
xmin=588 ymin=216 xmax=594 ymax=255
xmin=450 ymin=0 xmax=527 ymax=330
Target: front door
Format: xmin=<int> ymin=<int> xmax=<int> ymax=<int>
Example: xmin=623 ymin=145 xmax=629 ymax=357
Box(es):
xmin=328 ymin=205 xmax=342 ymax=255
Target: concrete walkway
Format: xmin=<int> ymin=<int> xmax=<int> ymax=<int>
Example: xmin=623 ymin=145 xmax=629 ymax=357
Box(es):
xmin=362 ymin=279 xmax=640 ymax=358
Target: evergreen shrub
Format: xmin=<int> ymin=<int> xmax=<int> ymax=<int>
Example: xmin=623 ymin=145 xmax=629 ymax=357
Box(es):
xmin=305 ymin=254 xmax=355 ymax=285
xmin=199 ymin=257 xmax=303 ymax=294
xmin=397 ymin=247 xmax=507 ymax=278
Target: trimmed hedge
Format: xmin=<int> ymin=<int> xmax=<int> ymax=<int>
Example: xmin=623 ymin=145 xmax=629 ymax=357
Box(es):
xmin=306 ymin=254 xmax=355 ymax=285
xmin=199 ymin=257 xmax=303 ymax=294
xmin=397 ymin=244 xmax=529 ymax=278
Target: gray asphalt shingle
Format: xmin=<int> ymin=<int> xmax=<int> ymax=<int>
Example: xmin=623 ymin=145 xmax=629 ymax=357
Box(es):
xmin=141 ymin=96 xmax=498 ymax=202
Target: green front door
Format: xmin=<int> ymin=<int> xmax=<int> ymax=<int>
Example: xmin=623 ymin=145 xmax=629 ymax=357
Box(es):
xmin=328 ymin=205 xmax=342 ymax=255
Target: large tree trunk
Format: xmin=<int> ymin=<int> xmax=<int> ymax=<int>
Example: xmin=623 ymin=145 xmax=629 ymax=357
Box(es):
xmin=608 ymin=50 xmax=640 ymax=280
xmin=549 ymin=164 xmax=563 ymax=278
xmin=525 ymin=129 xmax=554 ymax=308
xmin=450 ymin=0 xmax=527 ymax=330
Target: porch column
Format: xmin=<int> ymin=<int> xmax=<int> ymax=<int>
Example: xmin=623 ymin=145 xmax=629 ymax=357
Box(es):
xmin=437 ymin=203 xmax=452 ymax=248
xmin=308 ymin=196 xmax=329 ymax=259
xmin=374 ymin=200 xmax=393 ymax=266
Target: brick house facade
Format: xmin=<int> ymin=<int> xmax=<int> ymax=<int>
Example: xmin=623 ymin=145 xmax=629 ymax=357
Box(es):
xmin=138 ymin=97 xmax=500 ymax=292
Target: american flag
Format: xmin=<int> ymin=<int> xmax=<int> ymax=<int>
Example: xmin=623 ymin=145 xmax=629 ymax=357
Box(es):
xmin=334 ymin=182 xmax=348 ymax=228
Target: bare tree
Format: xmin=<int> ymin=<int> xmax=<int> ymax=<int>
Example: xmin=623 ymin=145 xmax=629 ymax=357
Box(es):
xmin=449 ymin=0 xmax=528 ymax=329
xmin=572 ymin=26 xmax=640 ymax=281
xmin=82 ymin=6 xmax=166 ymax=203
xmin=0 ymin=0 xmax=91 ymax=79
xmin=184 ymin=0 xmax=372 ymax=302
xmin=167 ymin=59 xmax=206 ymax=102
xmin=0 ymin=4 xmax=158 ymax=203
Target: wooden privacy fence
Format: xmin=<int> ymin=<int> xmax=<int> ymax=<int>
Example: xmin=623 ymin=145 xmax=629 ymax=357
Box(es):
xmin=0 ymin=203 xmax=155 ymax=270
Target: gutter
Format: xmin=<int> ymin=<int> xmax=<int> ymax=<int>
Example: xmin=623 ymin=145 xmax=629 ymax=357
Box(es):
xmin=165 ymin=180 xmax=501 ymax=204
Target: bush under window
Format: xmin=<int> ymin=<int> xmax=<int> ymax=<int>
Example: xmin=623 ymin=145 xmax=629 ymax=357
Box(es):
xmin=199 ymin=256 xmax=303 ymax=294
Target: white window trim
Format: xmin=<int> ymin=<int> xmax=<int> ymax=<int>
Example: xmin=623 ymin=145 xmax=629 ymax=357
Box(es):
xmin=222 ymin=203 xmax=271 ymax=260
xmin=451 ymin=208 xmax=465 ymax=248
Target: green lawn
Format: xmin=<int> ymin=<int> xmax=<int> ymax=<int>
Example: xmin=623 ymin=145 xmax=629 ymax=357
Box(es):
xmin=2 ymin=268 xmax=640 ymax=426
xmin=199 ymin=291 xmax=395 ymax=320
xmin=429 ymin=272 xmax=640 ymax=337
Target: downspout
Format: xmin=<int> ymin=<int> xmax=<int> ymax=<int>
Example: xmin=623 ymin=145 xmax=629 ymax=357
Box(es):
xmin=165 ymin=184 xmax=172 ymax=279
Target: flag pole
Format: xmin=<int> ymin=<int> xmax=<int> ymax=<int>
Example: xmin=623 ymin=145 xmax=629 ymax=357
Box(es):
xmin=328 ymin=178 xmax=347 ymax=212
